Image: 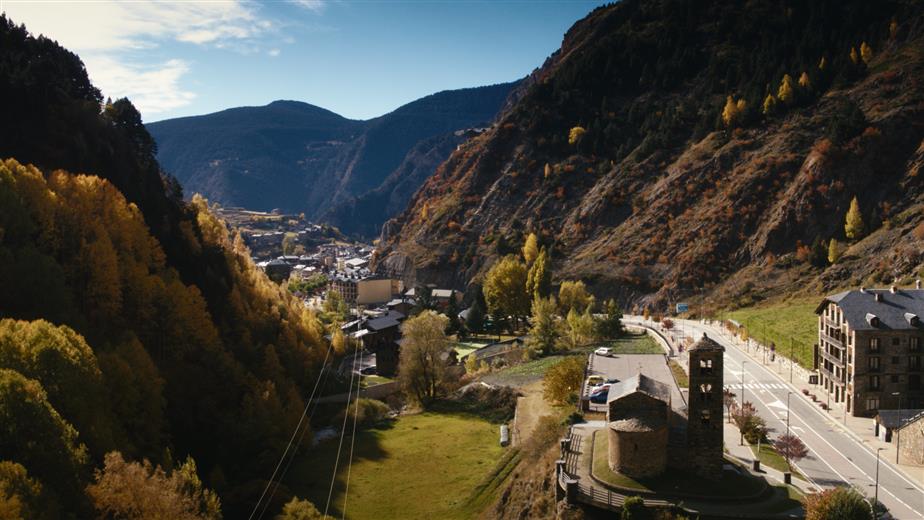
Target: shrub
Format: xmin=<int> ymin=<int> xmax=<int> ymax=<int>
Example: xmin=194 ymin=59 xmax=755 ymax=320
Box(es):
xmin=621 ymin=496 xmax=646 ymax=519
xmin=805 ymin=487 xmax=872 ymax=520
xmin=335 ymin=398 xmax=390 ymax=430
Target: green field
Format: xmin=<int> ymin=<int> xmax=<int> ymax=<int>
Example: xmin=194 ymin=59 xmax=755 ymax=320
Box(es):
xmin=292 ymin=412 xmax=506 ymax=520
xmin=723 ymin=298 xmax=818 ymax=368
xmin=606 ymin=331 xmax=663 ymax=354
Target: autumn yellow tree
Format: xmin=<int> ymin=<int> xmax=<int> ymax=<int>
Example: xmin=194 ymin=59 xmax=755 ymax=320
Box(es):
xmin=828 ymin=238 xmax=843 ymax=264
xmin=818 ymin=56 xmax=827 ymax=70
xmin=762 ymin=94 xmax=777 ymax=116
xmin=543 ymin=163 xmax=552 ymax=179
xmin=890 ymin=19 xmax=898 ymax=40
xmin=568 ymin=126 xmax=586 ymax=145
xmin=397 ymin=311 xmax=453 ymax=405
xmin=522 ymin=232 xmax=539 ymax=265
xmin=849 ymin=47 xmax=859 ymax=65
xmin=526 ymin=246 xmax=551 ymax=300
xmin=558 ymin=280 xmax=593 ymax=314
xmin=798 ymin=71 xmax=811 ymax=90
xmin=860 ymin=42 xmax=873 ymax=64
xmin=778 ymin=74 xmax=795 ymax=105
xmin=483 ymin=255 xmax=530 ymax=331
xmin=845 ymin=196 xmax=865 ymax=240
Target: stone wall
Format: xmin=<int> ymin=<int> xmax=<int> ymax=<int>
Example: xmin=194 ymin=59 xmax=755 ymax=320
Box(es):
xmin=607 ymin=427 xmax=667 ymax=479
xmin=897 ymin=416 xmax=924 ymax=466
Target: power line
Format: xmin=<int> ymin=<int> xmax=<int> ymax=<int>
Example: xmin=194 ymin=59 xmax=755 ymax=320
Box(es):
xmin=247 ymin=340 xmax=335 ymax=520
xmin=324 ymin=343 xmax=362 ymax=517
xmin=255 ymin=351 xmax=337 ymax=520
xmin=341 ymin=348 xmax=364 ymax=519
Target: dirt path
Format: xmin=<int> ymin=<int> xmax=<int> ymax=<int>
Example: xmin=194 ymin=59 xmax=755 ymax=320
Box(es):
xmin=513 ymin=380 xmax=555 ymax=446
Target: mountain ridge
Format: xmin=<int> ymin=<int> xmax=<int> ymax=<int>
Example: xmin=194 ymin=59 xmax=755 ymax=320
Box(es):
xmin=147 ymin=81 xmax=518 ymax=236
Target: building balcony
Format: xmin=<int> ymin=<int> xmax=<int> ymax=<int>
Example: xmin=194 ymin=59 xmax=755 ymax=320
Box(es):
xmin=819 ymin=347 xmax=846 ymax=368
xmin=820 ymin=331 xmax=845 ymax=347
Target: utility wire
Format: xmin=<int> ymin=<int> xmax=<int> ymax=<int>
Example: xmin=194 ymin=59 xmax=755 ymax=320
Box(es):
xmin=255 ymin=349 xmax=336 ymax=520
xmin=247 ymin=340 xmax=334 ymax=520
xmin=324 ymin=343 xmax=361 ymax=517
xmin=341 ymin=347 xmax=364 ymax=519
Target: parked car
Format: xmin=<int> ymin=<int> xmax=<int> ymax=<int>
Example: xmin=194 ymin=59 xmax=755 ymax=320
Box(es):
xmin=586 ymin=375 xmax=605 ymax=387
xmin=589 ymin=384 xmax=611 ymax=397
xmin=605 ymin=378 xmax=619 ymax=384
xmin=590 ymin=391 xmax=609 ymax=404
xmin=595 ymin=347 xmax=613 ymax=357
xmin=360 ymin=366 xmax=377 ymax=376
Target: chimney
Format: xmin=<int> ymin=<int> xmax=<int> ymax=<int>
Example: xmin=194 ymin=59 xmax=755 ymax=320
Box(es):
xmin=875 ymin=293 xmax=883 ymax=302
xmin=917 ymin=279 xmax=922 ymax=289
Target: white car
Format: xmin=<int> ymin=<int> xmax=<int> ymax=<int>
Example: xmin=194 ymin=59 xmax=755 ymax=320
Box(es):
xmin=595 ymin=347 xmax=613 ymax=357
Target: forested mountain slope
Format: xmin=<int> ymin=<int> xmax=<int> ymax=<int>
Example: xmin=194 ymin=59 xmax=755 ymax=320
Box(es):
xmin=148 ymin=82 xmax=516 ymax=237
xmin=0 ymin=16 xmax=333 ymax=518
xmin=375 ymin=0 xmax=924 ymax=309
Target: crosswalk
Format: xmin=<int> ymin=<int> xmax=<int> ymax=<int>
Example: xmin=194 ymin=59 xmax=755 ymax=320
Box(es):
xmin=722 ymin=382 xmax=788 ymax=391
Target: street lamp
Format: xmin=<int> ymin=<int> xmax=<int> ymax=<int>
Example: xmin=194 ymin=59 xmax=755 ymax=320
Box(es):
xmin=740 ymin=361 xmax=748 ymax=446
xmin=874 ymin=447 xmax=885 ymax=520
xmin=786 ymin=392 xmax=793 ymax=470
xmin=789 ymin=337 xmax=794 ymax=383
xmin=892 ymin=391 xmax=902 ymax=465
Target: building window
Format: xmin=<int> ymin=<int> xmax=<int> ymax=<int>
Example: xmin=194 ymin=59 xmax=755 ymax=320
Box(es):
xmin=890 ymin=374 xmax=900 ymax=383
xmin=911 ymin=375 xmax=921 ymax=390
xmin=891 ymin=356 xmax=899 ymax=364
xmin=867 ymin=397 xmax=880 ymax=411
xmin=700 ymin=384 xmax=713 ymax=400
xmin=870 ymin=375 xmax=881 ymax=390
xmin=869 ymin=357 xmax=880 ymax=371
xmin=911 ymin=356 xmax=921 ymax=370
xmin=870 ymin=338 xmax=880 ymax=352
xmin=892 ymin=337 xmax=901 ymax=346
xmin=699 ymin=359 xmax=713 ymax=375
xmin=912 ymin=338 xmax=920 ymax=351
xmin=701 ymin=410 xmax=711 ymax=425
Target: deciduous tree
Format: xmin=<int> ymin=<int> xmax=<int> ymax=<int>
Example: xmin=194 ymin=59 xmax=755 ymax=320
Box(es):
xmin=526 ymin=247 xmax=551 ymax=300
xmin=828 ymin=238 xmax=843 ymax=264
xmin=596 ymin=299 xmax=624 ymax=340
xmin=522 ymin=233 xmax=539 ymax=265
xmin=762 ymin=94 xmax=777 ymax=116
xmin=542 ymin=356 xmax=584 ymax=405
xmin=397 ymin=312 xmax=454 ymax=406
xmin=777 ymin=74 xmax=796 ymax=105
xmin=484 ymin=255 xmax=529 ymax=331
xmin=775 ymin=433 xmax=808 ymax=471
xmin=527 ymin=297 xmax=560 ymax=356
xmin=558 ymin=280 xmax=592 ymax=314
xmin=568 ymin=126 xmax=586 ymax=145
xmin=845 ymin=196 xmax=865 ymax=240
xmin=860 ymin=41 xmax=873 ymax=64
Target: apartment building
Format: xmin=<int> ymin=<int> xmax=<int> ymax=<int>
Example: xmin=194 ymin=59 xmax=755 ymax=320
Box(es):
xmin=815 ymin=284 xmax=924 ymax=417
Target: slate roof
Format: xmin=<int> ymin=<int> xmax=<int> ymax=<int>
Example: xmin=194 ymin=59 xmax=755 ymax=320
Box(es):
xmin=366 ymin=316 xmax=400 ymax=331
xmin=609 ymin=411 xmax=667 ymax=432
xmin=606 ymin=373 xmax=671 ymax=404
xmin=689 ymin=333 xmax=724 ymax=351
xmin=817 ymin=289 xmax=924 ymax=331
xmin=876 ymin=409 xmax=924 ymax=429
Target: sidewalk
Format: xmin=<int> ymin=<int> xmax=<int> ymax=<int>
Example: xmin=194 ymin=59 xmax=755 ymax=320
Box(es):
xmin=697 ymin=318 xmax=924 ymax=490
xmin=723 ymin=421 xmax=815 ymax=494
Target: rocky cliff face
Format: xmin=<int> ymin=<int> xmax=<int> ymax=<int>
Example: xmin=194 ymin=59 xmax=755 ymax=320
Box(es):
xmin=376 ymin=0 xmax=924 ymax=308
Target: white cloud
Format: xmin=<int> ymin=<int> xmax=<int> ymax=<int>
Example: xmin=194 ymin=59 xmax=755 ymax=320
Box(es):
xmin=290 ymin=0 xmax=325 ymax=13
xmin=268 ymin=48 xmax=281 ymax=57
xmin=86 ymin=56 xmax=196 ymax=115
xmin=0 ymin=0 xmax=284 ymax=116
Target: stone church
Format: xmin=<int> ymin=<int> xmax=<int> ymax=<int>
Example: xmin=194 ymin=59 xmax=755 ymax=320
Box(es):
xmin=605 ymin=334 xmax=725 ymax=480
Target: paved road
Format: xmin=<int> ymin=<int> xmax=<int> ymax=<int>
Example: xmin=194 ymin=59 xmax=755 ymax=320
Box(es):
xmin=679 ymin=319 xmax=924 ymax=519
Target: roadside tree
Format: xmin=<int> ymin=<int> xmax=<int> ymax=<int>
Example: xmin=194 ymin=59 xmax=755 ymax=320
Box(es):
xmin=805 ymin=487 xmax=871 ymax=520
xmin=542 ymin=356 xmax=584 ymax=405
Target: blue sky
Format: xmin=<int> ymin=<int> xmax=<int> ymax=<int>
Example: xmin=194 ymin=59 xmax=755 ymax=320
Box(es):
xmin=1 ymin=0 xmax=605 ymax=122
